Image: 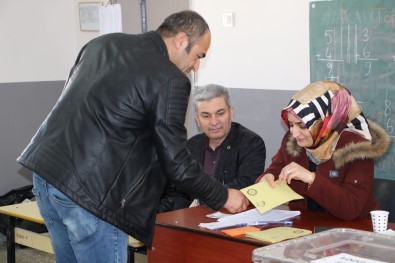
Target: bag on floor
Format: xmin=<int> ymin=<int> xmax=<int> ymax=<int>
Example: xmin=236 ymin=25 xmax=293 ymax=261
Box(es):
xmin=0 ymin=185 xmax=47 ymax=235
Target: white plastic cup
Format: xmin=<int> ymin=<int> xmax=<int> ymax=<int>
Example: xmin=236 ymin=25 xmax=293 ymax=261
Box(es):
xmin=370 ymin=210 xmax=389 ymax=233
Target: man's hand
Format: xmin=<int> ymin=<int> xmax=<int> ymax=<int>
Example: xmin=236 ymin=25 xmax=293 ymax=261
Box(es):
xmin=222 ymin=189 xmax=249 ymax=213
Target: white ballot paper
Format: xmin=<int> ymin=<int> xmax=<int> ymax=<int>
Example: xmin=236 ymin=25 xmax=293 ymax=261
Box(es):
xmin=199 ymin=208 xmax=300 ymax=230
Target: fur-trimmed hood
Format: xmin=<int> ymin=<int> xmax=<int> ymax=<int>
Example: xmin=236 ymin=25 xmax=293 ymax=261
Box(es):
xmin=285 ymin=119 xmax=391 ymax=169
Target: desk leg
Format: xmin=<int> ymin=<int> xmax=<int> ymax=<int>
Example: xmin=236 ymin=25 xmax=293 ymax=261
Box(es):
xmin=6 ymin=216 xmax=16 ymax=263
xmin=128 ymin=246 xmax=134 ymax=263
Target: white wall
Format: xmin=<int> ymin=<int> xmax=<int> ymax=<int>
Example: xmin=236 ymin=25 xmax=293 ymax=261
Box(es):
xmin=191 ymin=0 xmax=312 ymax=90
xmin=1 ymin=0 xmax=311 ymax=87
xmin=0 ymin=1 xmax=77 ymax=83
xmin=0 ymin=0 xmax=188 ymax=83
xmin=0 ymin=0 xmax=314 ymax=194
xmin=0 ymin=0 xmax=188 ymax=195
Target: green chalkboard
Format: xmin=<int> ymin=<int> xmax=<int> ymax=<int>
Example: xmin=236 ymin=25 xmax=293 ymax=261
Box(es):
xmin=310 ymin=0 xmax=394 ymax=180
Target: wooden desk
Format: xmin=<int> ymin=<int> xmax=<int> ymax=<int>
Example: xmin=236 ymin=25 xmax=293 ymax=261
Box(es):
xmin=0 ymin=201 xmax=144 ymax=263
xmin=0 ymin=201 xmax=53 ymax=263
xmin=148 ymin=206 xmax=395 ymax=263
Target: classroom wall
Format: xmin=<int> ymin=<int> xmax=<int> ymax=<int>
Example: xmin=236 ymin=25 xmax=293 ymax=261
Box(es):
xmin=0 ymin=1 xmax=76 ymax=83
xmin=0 ymin=81 xmax=65 ymax=194
xmin=191 ymin=0 xmax=312 ymax=90
xmin=0 ymin=0 xmax=311 ymax=195
xmin=0 ymin=0 xmax=189 ymax=84
xmin=0 ymin=0 xmax=188 ymax=195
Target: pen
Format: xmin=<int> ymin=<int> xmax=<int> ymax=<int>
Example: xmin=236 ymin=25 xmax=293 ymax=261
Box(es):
xmin=211 ymin=220 xmax=293 ymax=231
xmin=211 ymin=224 xmax=248 ymax=231
xmin=248 ymin=220 xmax=293 ymax=226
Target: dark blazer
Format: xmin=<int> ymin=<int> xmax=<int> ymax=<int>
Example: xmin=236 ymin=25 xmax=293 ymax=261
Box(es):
xmin=158 ymin=122 xmax=266 ymax=212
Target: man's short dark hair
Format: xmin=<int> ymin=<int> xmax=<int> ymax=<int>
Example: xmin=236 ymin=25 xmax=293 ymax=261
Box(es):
xmin=156 ymin=10 xmax=210 ymax=53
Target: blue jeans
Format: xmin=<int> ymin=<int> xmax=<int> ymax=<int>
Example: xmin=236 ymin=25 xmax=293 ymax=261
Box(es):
xmin=32 ymin=173 xmax=128 ymax=263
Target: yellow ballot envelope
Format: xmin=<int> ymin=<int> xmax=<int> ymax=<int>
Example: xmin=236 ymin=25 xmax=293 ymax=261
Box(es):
xmin=241 ymin=181 xmax=303 ymax=214
xmin=246 ymin=227 xmax=312 ymax=243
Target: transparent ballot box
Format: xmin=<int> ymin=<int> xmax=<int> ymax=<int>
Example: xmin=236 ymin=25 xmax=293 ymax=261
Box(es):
xmin=252 ymin=228 xmax=395 ymax=263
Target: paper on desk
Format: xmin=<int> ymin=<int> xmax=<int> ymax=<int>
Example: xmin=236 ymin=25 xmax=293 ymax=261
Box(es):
xmin=206 ymin=211 xmax=231 ymax=219
xmin=221 ymin=226 xmax=260 ymax=237
xmin=199 ymin=208 xmax=300 ymax=230
xmin=218 ymin=208 xmax=299 ymax=222
xmin=241 ymin=181 xmax=303 ymax=214
xmin=245 ymin=226 xmax=311 ymax=243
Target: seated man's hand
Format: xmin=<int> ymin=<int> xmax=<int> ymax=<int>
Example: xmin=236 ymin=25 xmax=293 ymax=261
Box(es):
xmin=223 ymin=189 xmax=249 ymax=213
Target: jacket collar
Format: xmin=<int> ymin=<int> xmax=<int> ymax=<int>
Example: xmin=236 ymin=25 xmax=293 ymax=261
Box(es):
xmin=145 ymin=31 xmax=169 ymax=58
xmin=202 ymin=122 xmax=239 ymax=151
xmin=285 ymin=119 xmax=391 ymax=169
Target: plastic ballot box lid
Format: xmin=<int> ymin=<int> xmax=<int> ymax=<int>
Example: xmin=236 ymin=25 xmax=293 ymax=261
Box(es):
xmin=252 ymin=228 xmax=395 ymax=263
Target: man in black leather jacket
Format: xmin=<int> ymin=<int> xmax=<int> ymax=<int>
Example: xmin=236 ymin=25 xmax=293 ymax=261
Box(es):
xmin=158 ymin=84 xmax=266 ymax=212
xmin=17 ymin=11 xmax=248 ymax=262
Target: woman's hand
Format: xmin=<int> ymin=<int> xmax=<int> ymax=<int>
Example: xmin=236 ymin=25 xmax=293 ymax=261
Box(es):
xmin=258 ymin=173 xmax=276 ymax=188
xmin=278 ymin=162 xmax=315 ymax=186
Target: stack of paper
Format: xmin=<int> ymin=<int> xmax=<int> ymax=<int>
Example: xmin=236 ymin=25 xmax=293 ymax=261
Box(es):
xmin=199 ymin=208 xmax=300 ymax=230
xmin=246 ymin=227 xmax=311 ymax=243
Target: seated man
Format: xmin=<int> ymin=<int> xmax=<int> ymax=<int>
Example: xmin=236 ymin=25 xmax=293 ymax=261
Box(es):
xmin=158 ymin=84 xmax=266 ymax=212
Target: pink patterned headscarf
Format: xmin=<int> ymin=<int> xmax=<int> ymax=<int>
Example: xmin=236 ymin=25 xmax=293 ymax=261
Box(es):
xmin=281 ymin=81 xmax=371 ymax=163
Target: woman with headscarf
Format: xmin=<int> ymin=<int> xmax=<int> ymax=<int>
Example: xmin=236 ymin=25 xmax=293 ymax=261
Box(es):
xmin=256 ymin=81 xmax=391 ymax=220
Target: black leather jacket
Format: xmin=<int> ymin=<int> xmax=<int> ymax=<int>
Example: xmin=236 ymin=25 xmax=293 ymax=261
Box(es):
xmin=17 ymin=31 xmax=227 ymax=246
xmin=158 ymin=122 xmax=266 ymax=212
